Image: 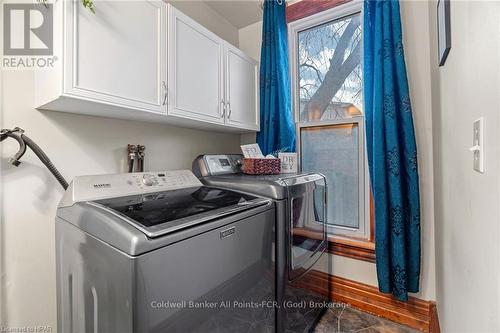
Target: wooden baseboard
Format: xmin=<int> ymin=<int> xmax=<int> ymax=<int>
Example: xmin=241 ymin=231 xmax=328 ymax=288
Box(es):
xmin=296 ymin=270 xmax=440 ymax=333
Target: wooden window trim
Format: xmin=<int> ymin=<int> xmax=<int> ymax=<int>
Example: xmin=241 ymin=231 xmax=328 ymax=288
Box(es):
xmin=286 ymin=0 xmax=353 ymax=23
xmin=287 ymin=0 xmax=374 ymax=262
xmin=329 ymin=236 xmax=375 ymax=263
xmin=295 ymin=229 xmax=375 ymax=263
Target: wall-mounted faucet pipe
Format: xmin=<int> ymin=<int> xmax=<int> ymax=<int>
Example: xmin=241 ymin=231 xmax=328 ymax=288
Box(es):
xmin=137 ymin=145 xmax=145 ymax=173
xmin=126 ymin=144 xmax=145 ymax=173
xmin=0 ymin=127 xmax=69 ymax=190
xmin=127 ymin=144 xmax=137 ymax=173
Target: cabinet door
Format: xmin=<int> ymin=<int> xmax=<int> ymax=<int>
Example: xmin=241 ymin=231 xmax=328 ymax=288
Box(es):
xmin=64 ymin=0 xmax=166 ymax=114
xmin=225 ymin=45 xmax=259 ymax=131
xmin=168 ymin=7 xmax=224 ymax=124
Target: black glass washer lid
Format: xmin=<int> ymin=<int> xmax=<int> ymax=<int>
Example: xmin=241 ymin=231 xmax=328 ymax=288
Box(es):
xmin=92 ymin=186 xmax=269 ymax=238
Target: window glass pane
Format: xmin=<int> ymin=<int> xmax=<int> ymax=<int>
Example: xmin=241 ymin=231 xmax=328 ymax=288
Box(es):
xmin=300 ymin=124 xmax=359 ymax=229
xmin=298 ymin=13 xmax=362 ymax=122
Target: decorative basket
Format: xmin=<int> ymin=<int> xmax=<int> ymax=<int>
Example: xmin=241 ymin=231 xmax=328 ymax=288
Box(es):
xmin=242 ymin=158 xmax=281 ymax=175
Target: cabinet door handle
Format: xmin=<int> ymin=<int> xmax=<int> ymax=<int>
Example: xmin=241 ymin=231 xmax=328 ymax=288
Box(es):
xmin=226 ymin=101 xmax=232 ymax=119
xmin=220 ymin=100 xmax=226 ymax=118
xmin=162 ymin=81 xmax=168 ymax=106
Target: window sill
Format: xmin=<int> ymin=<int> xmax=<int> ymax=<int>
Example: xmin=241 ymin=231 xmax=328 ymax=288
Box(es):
xmin=293 ymin=228 xmax=376 ymax=263
xmin=328 ymin=236 xmax=376 ymax=263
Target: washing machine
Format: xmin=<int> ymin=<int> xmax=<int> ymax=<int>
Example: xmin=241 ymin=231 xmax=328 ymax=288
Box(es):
xmin=193 ymin=155 xmax=332 ymax=333
xmin=56 ymin=170 xmax=276 ymax=332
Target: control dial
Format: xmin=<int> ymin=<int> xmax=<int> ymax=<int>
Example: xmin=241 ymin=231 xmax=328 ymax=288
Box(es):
xmin=142 ymin=174 xmax=158 ymax=186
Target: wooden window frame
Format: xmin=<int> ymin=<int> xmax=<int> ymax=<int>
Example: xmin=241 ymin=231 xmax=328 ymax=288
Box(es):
xmin=286 ymin=0 xmax=353 ymax=23
xmin=287 ymin=0 xmax=375 ymax=262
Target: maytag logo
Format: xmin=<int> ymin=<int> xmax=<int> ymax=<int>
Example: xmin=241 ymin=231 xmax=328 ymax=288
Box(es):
xmin=220 ymin=227 xmax=235 ymax=239
xmin=93 ymin=183 xmax=111 ymax=189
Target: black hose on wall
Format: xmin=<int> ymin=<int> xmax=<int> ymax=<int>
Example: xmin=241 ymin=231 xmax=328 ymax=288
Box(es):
xmin=1 ymin=127 xmax=69 ymax=190
xmin=22 ymin=134 xmax=69 ymax=190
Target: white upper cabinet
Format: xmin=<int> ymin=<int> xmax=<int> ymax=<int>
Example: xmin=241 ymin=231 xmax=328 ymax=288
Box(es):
xmin=35 ymin=2 xmax=259 ymax=133
xmin=35 ymin=0 xmax=167 ymax=117
xmin=167 ymin=7 xmax=259 ymax=131
xmin=168 ymin=7 xmax=224 ymax=124
xmin=67 ymin=0 xmax=166 ymax=113
xmin=224 ymin=44 xmax=259 ymax=131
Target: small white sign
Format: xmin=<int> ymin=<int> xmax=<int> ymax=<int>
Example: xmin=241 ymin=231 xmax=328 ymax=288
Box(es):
xmin=279 ymin=153 xmax=297 ymax=173
xmin=241 ymin=144 xmax=264 ymax=159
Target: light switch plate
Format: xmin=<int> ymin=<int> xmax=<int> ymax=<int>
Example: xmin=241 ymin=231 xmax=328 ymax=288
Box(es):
xmin=472 ymin=117 xmax=484 ymax=173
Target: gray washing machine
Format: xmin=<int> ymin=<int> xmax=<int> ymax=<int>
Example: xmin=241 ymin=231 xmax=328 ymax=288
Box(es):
xmin=56 ymin=170 xmax=277 ymax=333
xmin=193 ymin=155 xmax=331 ymax=333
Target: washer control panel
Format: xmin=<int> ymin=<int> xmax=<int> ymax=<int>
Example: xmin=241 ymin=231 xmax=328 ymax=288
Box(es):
xmin=130 ymin=171 xmax=199 ymax=190
xmin=60 ymin=170 xmax=203 ymax=207
xmin=202 ymin=154 xmax=242 ymax=175
xmin=141 ymin=173 xmax=159 ymax=186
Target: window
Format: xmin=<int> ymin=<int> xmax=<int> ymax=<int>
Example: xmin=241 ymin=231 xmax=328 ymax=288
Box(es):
xmin=289 ymin=1 xmax=371 ymax=240
xmin=297 ymin=12 xmax=362 ymax=122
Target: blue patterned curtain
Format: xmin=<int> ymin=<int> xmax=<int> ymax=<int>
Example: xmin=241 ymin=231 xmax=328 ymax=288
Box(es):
xmin=256 ymin=0 xmax=295 ymax=155
xmin=364 ymin=0 xmax=421 ymax=301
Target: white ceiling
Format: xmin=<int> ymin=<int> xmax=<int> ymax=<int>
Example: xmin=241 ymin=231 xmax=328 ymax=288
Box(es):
xmin=203 ymin=0 xmax=263 ymax=29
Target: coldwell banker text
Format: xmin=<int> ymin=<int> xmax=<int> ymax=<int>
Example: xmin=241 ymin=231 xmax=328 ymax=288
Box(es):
xmin=150 ymin=300 xmax=343 ymax=310
xmin=151 ymin=300 xmax=279 ymax=310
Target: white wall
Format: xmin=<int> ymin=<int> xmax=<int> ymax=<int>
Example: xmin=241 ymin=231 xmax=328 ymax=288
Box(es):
xmin=238 ymin=21 xmax=262 ymax=145
xmin=169 ymin=1 xmax=239 ymax=46
xmin=0 ymin=2 xmax=241 ymax=329
xmin=399 ymin=0 xmax=436 ymax=302
xmin=239 ymin=21 xmax=262 ymax=62
xmin=240 ymin=1 xmax=437 ymax=301
xmin=429 ymin=1 xmax=500 ymax=332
